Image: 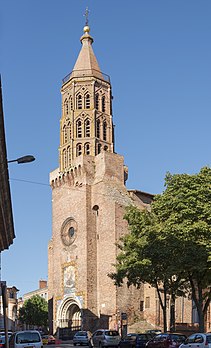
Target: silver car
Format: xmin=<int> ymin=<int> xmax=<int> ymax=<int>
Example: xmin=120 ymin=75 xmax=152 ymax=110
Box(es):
xmin=73 ymin=331 xmax=92 ymax=346
xmin=91 ymin=330 xmax=120 ymax=348
xmin=179 ymin=333 xmax=211 ymax=348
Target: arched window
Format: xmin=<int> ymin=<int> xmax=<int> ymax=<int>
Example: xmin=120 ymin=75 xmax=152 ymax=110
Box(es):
xmin=64 ymin=99 xmax=69 ymax=115
xmin=76 ymin=143 xmax=82 ymax=157
xmin=85 ymin=94 xmax=90 ymax=109
xmin=95 ymin=93 xmax=99 ymax=110
xmin=63 ymin=125 xmax=67 ymax=144
xmin=96 ymin=119 xmax=100 ymax=138
xmin=63 ymin=148 xmax=67 ymax=168
xmin=102 ymin=95 xmax=105 ymax=112
xmin=104 ymin=145 xmax=108 ymax=151
xmin=97 ymin=143 xmax=101 ymax=154
xmin=85 ymin=119 xmax=91 ymax=137
xmin=103 ymin=121 xmax=107 ymax=141
xmin=76 ymin=119 xmax=82 ymax=138
xmin=69 ymin=96 xmax=73 ymax=110
xmin=85 ymin=143 xmax=90 ymax=155
xmin=67 ymin=122 xmax=71 ymax=139
xmin=77 ymin=94 xmax=82 ymax=109
xmin=67 ymin=146 xmax=71 ymax=166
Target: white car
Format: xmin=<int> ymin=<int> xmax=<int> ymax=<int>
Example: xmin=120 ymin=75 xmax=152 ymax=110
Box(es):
xmin=179 ymin=333 xmax=211 ymax=348
xmin=9 ymin=330 xmax=42 ymax=348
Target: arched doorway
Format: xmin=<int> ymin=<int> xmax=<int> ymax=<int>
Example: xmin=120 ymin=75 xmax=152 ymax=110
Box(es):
xmin=57 ymin=297 xmax=82 ymax=337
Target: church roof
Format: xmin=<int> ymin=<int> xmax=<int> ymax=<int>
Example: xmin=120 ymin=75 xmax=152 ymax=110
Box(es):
xmin=70 ymin=25 xmax=104 ymax=81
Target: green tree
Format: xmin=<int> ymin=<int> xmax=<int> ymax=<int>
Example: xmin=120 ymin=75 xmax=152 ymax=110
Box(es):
xmin=110 ymin=167 xmax=211 ymax=332
xmin=19 ymin=295 xmax=48 ymax=328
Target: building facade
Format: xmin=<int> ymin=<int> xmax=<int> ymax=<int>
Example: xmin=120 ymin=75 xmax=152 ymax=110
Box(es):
xmin=48 ymin=23 xmax=153 ymax=335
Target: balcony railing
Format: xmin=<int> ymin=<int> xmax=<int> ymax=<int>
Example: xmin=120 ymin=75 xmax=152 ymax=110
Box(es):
xmin=62 ymin=69 xmax=110 ymax=84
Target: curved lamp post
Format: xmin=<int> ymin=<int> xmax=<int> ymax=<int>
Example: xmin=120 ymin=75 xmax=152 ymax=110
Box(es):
xmin=1 ymin=154 xmax=35 ymax=344
xmin=7 ymin=155 xmax=35 ymax=164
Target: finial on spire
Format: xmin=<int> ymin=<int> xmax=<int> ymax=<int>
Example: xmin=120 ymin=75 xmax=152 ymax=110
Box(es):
xmin=84 ymin=7 xmax=90 ymax=26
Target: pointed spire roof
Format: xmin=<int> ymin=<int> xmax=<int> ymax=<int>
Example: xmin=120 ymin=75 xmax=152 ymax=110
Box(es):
xmin=71 ymin=25 xmax=104 ymax=80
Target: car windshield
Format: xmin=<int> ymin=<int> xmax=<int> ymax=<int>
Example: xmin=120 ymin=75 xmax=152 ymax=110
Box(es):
xmin=137 ymin=335 xmax=148 ymax=341
xmin=105 ymin=331 xmax=119 ymax=336
xmin=16 ymin=332 xmax=41 ymax=344
xmin=169 ymin=335 xmax=186 ymax=342
xmin=76 ymin=332 xmax=87 ymax=337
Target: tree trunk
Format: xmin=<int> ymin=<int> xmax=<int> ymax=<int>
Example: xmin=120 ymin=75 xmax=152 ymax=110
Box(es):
xmin=189 ymin=277 xmax=204 ymax=332
xmin=155 ymin=280 xmax=167 ymax=332
xmin=170 ymin=293 xmax=176 ymax=332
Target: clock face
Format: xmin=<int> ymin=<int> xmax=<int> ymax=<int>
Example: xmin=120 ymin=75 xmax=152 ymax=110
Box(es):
xmin=61 ymin=218 xmax=77 ymax=246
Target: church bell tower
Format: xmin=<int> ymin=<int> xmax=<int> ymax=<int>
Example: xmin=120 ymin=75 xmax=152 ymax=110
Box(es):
xmin=48 ymin=16 xmax=146 ymax=336
xmin=59 ymin=24 xmax=114 ymax=172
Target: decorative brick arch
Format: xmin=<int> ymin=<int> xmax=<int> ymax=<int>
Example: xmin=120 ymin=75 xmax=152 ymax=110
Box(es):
xmin=56 ymin=296 xmax=82 ymax=330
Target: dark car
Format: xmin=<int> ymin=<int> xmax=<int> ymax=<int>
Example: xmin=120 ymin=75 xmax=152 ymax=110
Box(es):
xmin=119 ymin=334 xmax=152 ymax=348
xmin=146 ymin=334 xmax=186 ymax=348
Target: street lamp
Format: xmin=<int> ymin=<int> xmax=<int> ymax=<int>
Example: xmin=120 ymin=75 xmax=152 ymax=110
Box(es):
xmin=7 ymin=155 xmax=35 ymax=164
xmin=1 ymin=154 xmax=35 ymax=344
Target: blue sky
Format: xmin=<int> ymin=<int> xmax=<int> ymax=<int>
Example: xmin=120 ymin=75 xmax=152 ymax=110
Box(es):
xmin=1 ymin=0 xmax=211 ymax=296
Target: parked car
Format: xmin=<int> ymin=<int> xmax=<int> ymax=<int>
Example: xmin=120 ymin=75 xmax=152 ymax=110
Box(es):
xmin=47 ymin=336 xmax=55 ymax=345
xmin=146 ymin=333 xmax=186 ymax=348
xmin=179 ymin=333 xmax=211 ymax=348
xmin=91 ymin=330 xmax=120 ymax=347
xmin=145 ymin=331 xmax=162 ymax=337
xmin=119 ymin=333 xmax=152 ymax=348
xmin=9 ymin=330 xmax=42 ymax=348
xmin=42 ymin=335 xmax=55 ymax=345
xmin=42 ymin=336 xmax=49 ymax=345
xmin=0 ymin=336 xmax=5 ymax=348
xmin=119 ymin=334 xmax=138 ymax=348
xmin=73 ymin=331 xmax=92 ymax=346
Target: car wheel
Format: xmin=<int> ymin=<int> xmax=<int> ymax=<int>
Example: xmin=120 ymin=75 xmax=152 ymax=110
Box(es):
xmin=74 ymin=344 xmax=77 ymax=346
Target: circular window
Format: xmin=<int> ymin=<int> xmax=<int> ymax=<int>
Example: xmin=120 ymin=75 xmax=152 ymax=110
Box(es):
xmin=69 ymin=227 xmax=75 ymax=238
xmin=61 ymin=218 xmax=77 ymax=246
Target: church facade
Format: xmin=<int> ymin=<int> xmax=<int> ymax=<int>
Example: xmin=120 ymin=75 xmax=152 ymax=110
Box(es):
xmin=48 ymin=23 xmax=153 ymax=335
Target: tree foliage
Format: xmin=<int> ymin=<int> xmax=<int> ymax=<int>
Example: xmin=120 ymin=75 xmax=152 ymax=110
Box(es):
xmin=110 ymin=167 xmax=211 ymax=332
xmin=19 ymin=295 xmax=48 ymax=327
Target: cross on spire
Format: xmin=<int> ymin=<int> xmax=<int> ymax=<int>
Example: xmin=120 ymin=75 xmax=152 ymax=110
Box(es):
xmin=84 ymin=7 xmax=90 ymax=26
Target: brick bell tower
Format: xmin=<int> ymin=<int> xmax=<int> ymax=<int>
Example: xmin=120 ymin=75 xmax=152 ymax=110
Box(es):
xmin=48 ymin=18 xmax=150 ymax=336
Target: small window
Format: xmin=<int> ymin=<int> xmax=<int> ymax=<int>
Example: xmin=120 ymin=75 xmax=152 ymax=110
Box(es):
xmin=103 ymin=121 xmax=107 ymax=141
xmin=97 ymin=143 xmax=101 ymax=154
xmin=63 ymin=149 xmax=67 ymax=168
xmin=77 ymin=120 xmax=82 ymax=138
xmin=63 ymin=125 xmax=67 ymax=144
xmin=85 ymin=119 xmax=91 ymax=137
xmin=69 ymin=96 xmax=73 ymax=110
xmin=85 ymin=94 xmax=90 ymax=109
xmin=64 ymin=99 xmax=69 ymax=115
xmin=77 ymin=94 xmax=82 ymax=109
xmin=140 ymin=300 xmax=144 ymax=312
xmin=85 ymin=143 xmax=90 ymax=155
xmin=67 ymin=146 xmax=71 ymax=166
xmin=76 ymin=143 xmax=82 ymax=157
xmin=104 ymin=145 xmax=108 ymax=151
xmin=102 ymin=95 xmax=105 ymax=112
xmin=96 ymin=119 xmax=100 ymax=138
xmin=95 ymin=93 xmax=99 ymax=110
xmin=145 ymin=296 xmax=150 ymax=309
xmin=67 ymin=122 xmax=71 ymax=139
